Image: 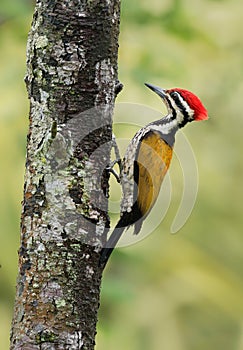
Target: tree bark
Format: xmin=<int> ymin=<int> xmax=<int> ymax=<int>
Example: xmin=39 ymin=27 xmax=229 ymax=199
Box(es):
xmin=10 ymin=1 xmax=121 ymax=349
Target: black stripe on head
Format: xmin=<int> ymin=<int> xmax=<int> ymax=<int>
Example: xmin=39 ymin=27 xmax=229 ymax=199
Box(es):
xmin=169 ymin=91 xmax=192 ymax=126
xmin=166 ymin=96 xmax=177 ymax=119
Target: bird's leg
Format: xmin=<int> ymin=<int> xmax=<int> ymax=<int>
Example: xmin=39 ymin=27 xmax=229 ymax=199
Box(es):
xmin=106 ymin=134 xmax=122 ymax=183
xmin=108 ymin=164 xmax=121 ymax=183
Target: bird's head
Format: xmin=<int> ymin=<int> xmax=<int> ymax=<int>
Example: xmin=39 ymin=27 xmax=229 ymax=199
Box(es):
xmin=145 ymin=83 xmax=208 ymax=127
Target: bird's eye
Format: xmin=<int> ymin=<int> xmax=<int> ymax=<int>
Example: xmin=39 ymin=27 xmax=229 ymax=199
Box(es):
xmin=171 ymin=91 xmax=179 ymax=99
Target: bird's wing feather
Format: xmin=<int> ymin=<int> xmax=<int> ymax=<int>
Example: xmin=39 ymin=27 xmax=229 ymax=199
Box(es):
xmin=135 ymin=130 xmax=173 ymax=218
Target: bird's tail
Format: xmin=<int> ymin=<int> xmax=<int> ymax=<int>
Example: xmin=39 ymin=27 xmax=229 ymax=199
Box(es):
xmin=99 ymin=222 xmax=126 ymax=269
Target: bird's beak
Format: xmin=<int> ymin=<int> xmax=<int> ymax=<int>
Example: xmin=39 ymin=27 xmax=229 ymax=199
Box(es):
xmin=145 ymin=83 xmax=167 ymax=100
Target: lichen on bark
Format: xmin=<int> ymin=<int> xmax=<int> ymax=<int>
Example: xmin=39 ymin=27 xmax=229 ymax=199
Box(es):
xmin=10 ymin=0 xmax=121 ymax=349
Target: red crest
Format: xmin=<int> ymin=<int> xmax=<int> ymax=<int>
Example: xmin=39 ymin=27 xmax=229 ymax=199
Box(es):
xmin=170 ymin=88 xmax=208 ymax=121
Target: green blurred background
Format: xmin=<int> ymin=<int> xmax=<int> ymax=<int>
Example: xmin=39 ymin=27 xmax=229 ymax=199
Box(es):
xmin=1 ymin=0 xmax=243 ymax=349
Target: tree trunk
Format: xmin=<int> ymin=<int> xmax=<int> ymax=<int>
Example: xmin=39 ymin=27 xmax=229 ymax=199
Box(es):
xmin=10 ymin=1 xmax=121 ymax=349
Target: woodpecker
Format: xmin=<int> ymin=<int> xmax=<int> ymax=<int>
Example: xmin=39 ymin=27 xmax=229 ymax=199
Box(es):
xmin=99 ymin=83 xmax=208 ymax=268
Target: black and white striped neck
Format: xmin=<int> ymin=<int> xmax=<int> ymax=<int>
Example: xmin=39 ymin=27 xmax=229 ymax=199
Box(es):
xmin=165 ymin=91 xmax=195 ymax=128
xmin=149 ymin=113 xmax=179 ymax=135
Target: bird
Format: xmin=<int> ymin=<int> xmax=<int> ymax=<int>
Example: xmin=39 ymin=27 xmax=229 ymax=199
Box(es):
xmin=99 ymin=83 xmax=208 ymax=268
